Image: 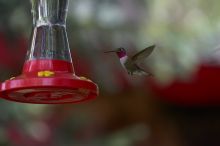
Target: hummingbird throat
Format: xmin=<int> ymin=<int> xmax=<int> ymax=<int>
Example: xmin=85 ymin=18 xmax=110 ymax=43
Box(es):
xmin=116 ymin=51 xmax=127 ymax=58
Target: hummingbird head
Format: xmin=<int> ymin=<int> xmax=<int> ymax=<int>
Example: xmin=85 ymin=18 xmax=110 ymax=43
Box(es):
xmin=104 ymin=47 xmax=127 ymax=58
xmin=116 ymin=48 xmax=127 ymax=58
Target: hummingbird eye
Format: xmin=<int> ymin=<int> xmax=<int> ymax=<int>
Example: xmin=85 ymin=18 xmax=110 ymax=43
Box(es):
xmin=118 ymin=48 xmax=125 ymax=52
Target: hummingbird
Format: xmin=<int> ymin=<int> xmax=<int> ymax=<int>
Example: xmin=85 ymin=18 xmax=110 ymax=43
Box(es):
xmin=105 ymin=45 xmax=155 ymax=76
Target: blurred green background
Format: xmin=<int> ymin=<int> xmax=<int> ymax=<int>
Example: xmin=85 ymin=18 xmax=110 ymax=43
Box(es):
xmin=0 ymin=0 xmax=220 ymax=146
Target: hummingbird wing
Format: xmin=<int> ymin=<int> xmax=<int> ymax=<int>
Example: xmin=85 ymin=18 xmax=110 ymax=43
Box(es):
xmin=131 ymin=45 xmax=155 ymax=63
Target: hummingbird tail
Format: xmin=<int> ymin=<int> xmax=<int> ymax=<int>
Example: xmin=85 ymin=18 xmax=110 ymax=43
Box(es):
xmin=134 ymin=65 xmax=153 ymax=76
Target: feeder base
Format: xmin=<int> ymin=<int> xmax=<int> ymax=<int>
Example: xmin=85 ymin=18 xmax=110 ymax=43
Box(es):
xmin=0 ymin=73 xmax=98 ymax=104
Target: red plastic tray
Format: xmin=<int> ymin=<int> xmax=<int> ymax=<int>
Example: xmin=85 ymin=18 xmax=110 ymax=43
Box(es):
xmin=0 ymin=59 xmax=98 ymax=104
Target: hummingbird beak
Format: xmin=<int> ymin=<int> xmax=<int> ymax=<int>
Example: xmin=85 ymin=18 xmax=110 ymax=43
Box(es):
xmin=104 ymin=50 xmax=116 ymax=53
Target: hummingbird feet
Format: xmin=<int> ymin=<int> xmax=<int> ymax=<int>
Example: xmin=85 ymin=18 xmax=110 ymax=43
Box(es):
xmin=128 ymin=71 xmax=133 ymax=75
xmin=127 ymin=70 xmax=152 ymax=76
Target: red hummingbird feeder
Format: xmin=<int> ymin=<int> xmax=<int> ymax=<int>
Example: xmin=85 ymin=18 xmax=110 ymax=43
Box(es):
xmin=0 ymin=0 xmax=98 ymax=104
